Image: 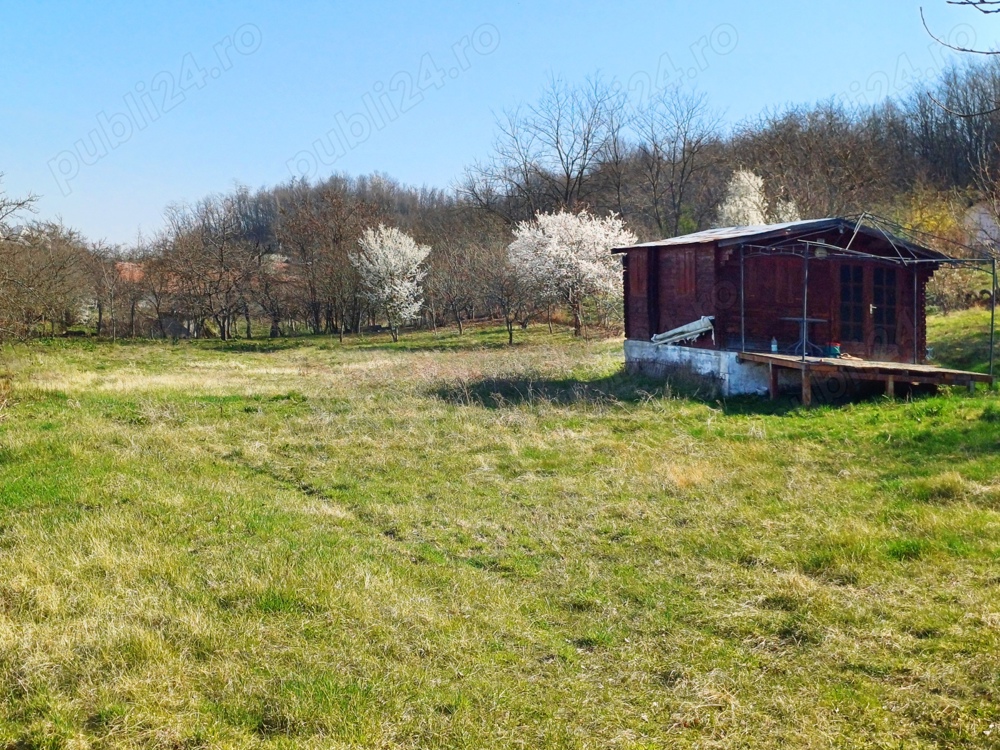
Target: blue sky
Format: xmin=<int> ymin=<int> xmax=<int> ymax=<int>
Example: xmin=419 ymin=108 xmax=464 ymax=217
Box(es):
xmin=1 ymin=1 xmax=996 ymax=244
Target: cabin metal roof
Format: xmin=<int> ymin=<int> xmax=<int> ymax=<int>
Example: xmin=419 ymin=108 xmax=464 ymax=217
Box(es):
xmin=612 ymin=219 xmax=833 ymax=250
xmin=611 ymin=217 xmax=951 ymax=262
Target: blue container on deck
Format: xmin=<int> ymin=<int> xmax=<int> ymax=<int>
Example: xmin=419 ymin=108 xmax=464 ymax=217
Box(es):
xmin=824 ymin=344 xmax=841 ymax=358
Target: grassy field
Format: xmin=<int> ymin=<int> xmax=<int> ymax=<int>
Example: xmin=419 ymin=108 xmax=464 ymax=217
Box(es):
xmin=928 ymin=307 xmax=997 ymax=374
xmin=0 ymin=312 xmax=998 ymax=748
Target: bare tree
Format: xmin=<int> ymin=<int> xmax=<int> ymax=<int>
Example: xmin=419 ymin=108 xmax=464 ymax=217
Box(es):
xmin=4 ymin=222 xmax=91 ymax=336
xmin=0 ymin=175 xmax=36 ymax=239
xmin=482 ymin=247 xmax=537 ymax=345
xmin=594 ymin=87 xmax=635 ymax=219
xmin=420 ymin=206 xmax=503 ymax=333
xmin=462 ymin=107 xmax=543 ymax=223
xmin=635 ymin=86 xmax=721 ymax=236
xmin=140 ymin=241 xmax=181 ymax=338
xmin=162 ymin=196 xmax=258 ymax=340
xmin=730 ymin=103 xmax=893 ymax=217
xmin=530 ymin=76 xmax=618 ymax=209
xmin=0 ymin=177 xmax=39 ymax=338
xmin=275 ymin=179 xmax=381 ymax=339
xmin=91 ymin=243 xmax=123 ymax=339
xmin=949 ymin=1 xmax=1000 ymax=11
xmin=924 ymin=2 xmax=1000 ymax=56
xmin=462 ymin=77 xmax=619 ymax=223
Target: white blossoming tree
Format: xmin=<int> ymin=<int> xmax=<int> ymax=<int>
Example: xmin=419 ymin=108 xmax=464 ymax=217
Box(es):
xmin=508 ymin=210 xmax=637 ymax=336
xmin=716 ymin=169 xmax=768 ymax=226
xmin=716 ymin=169 xmax=800 ymax=227
xmin=351 ymin=224 xmax=430 ymax=342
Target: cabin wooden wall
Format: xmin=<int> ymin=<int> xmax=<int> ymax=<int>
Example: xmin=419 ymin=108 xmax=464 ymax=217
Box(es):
xmin=624 ymin=245 xmax=716 ymax=341
xmin=715 ymin=251 xmax=931 ymax=363
xmin=624 ymin=249 xmax=649 ymax=340
xmin=913 ymin=267 xmax=932 ymax=362
xmin=656 ymin=247 xmax=716 ymax=343
xmin=715 ymin=253 xmax=835 ymax=352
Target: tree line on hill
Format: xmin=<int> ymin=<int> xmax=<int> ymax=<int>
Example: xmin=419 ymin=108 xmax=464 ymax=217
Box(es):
xmin=2 ymin=51 xmax=1000 ymax=341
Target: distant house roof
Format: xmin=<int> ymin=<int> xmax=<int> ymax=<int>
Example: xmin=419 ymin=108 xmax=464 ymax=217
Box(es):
xmin=612 ymin=217 xmax=951 ymax=262
xmin=116 ymin=261 xmax=144 ymax=284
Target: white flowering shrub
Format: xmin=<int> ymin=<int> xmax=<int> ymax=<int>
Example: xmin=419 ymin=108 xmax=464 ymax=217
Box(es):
xmin=508 ymin=210 xmax=637 ymax=335
xmin=351 ymin=224 xmax=430 ymax=341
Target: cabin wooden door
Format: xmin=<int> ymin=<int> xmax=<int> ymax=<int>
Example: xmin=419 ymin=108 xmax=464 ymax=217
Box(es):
xmin=838 ymin=263 xmax=900 ymax=360
xmin=870 ymin=266 xmax=900 ymax=360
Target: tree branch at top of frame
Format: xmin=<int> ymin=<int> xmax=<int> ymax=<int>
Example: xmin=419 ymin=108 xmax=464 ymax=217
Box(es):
xmin=947 ymin=0 xmax=1000 ymax=14
xmin=921 ymin=3 xmax=1000 ymax=117
xmin=921 ymin=4 xmax=999 ymax=54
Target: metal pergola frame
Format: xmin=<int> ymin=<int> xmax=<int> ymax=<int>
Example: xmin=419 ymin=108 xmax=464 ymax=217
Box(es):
xmin=734 ymin=214 xmax=997 ymax=380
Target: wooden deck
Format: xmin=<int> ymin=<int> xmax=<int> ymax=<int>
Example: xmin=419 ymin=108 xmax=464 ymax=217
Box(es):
xmin=736 ymin=351 xmax=993 ymax=405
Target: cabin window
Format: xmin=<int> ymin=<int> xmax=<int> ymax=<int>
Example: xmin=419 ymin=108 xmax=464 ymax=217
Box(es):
xmin=840 ymin=265 xmax=864 ymax=342
xmin=873 ymin=267 xmax=897 ymax=346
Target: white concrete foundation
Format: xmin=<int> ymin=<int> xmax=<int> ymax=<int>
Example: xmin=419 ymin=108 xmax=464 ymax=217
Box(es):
xmin=624 ymin=340 xmax=798 ymax=397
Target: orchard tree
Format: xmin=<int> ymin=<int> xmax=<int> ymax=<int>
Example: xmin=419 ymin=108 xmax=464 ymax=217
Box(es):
xmin=483 ymin=250 xmax=541 ymax=345
xmin=1 ymin=222 xmax=91 ymax=336
xmin=162 ymin=196 xmax=255 ymax=341
xmin=508 ymin=210 xmax=636 ymax=336
xmin=351 ymin=225 xmax=430 ymax=342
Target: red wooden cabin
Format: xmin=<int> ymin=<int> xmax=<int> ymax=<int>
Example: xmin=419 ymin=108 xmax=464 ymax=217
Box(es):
xmin=614 ymin=217 xmax=950 ymax=364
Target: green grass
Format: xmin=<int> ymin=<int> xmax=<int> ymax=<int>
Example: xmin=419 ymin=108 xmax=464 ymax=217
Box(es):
xmin=0 ymin=319 xmax=997 ymax=747
xmin=927 ymin=306 xmax=997 ymax=374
